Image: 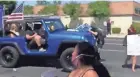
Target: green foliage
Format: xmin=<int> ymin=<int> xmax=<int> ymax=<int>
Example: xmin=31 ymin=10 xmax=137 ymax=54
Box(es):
xmin=24 ymin=5 xmax=33 ymax=15
xmin=38 ymin=5 xmax=57 ymax=15
xmin=63 ymin=2 xmax=80 ymax=19
xmin=112 ymin=27 xmax=121 ymax=34
xmin=132 ymin=22 xmax=140 ymax=34
xmin=88 ymin=1 xmax=110 ymax=20
xmin=0 ymin=1 xmax=16 ymax=15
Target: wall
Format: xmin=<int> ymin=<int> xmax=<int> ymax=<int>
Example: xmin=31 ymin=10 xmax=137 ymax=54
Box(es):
xmin=60 ymin=16 xmax=133 ymax=34
xmin=60 ymin=16 xmax=71 ymax=26
xmin=110 ymin=16 xmax=132 ymax=34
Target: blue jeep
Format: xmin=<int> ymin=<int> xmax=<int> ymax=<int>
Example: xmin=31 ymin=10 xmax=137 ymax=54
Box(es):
xmin=0 ymin=16 xmax=97 ymax=71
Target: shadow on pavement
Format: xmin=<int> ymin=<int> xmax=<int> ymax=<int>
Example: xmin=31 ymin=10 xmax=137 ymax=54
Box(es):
xmin=17 ymin=56 xmax=62 ymax=69
xmin=122 ymin=64 xmax=140 ymax=69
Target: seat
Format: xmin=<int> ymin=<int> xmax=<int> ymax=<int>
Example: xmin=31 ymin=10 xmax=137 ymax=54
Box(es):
xmin=28 ymin=38 xmax=46 ymax=49
xmin=0 ymin=29 xmax=3 ymax=37
xmin=25 ymin=23 xmax=47 ymax=50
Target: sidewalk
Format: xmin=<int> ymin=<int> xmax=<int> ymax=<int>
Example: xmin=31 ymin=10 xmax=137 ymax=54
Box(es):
xmin=106 ymin=34 xmax=126 ymax=38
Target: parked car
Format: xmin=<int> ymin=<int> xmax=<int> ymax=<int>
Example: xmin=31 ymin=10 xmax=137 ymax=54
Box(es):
xmin=0 ymin=16 xmax=97 ymax=72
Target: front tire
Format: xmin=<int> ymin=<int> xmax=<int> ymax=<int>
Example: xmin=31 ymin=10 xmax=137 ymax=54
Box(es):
xmin=60 ymin=48 xmax=74 ymax=72
xmin=0 ymin=46 xmax=20 ymax=68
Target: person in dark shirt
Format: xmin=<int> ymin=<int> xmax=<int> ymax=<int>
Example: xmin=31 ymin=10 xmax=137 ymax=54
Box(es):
xmin=88 ymin=27 xmax=98 ymax=37
xmin=107 ymin=19 xmax=111 ymax=35
xmin=25 ymin=24 xmax=45 ymax=52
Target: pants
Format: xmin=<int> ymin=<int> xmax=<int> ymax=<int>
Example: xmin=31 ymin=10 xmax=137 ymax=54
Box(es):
xmin=124 ymin=55 xmax=131 ymax=64
xmin=107 ymin=28 xmax=111 ymax=34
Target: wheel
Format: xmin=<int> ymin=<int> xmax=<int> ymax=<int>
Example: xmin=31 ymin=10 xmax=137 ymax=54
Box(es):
xmin=60 ymin=48 xmax=74 ymax=72
xmin=0 ymin=46 xmax=20 ymax=68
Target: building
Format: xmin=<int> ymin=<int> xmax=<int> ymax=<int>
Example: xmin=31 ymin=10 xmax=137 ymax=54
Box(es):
xmin=33 ymin=1 xmax=140 ymax=34
xmin=109 ymin=1 xmax=140 ymax=34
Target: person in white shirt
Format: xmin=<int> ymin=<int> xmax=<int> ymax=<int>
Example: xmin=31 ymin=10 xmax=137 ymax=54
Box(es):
xmin=103 ymin=21 xmax=107 ymax=35
xmin=103 ymin=21 xmax=107 ymax=27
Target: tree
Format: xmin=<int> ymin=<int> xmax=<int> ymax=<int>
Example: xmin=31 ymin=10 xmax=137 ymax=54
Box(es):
xmin=63 ymin=2 xmax=80 ymax=19
xmin=0 ymin=1 xmax=16 ymax=15
xmin=88 ymin=1 xmax=110 ymax=20
xmin=24 ymin=5 xmax=33 ymax=15
xmin=38 ymin=5 xmax=57 ymax=15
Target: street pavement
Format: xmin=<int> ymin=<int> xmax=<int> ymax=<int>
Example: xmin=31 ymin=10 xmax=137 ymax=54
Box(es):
xmin=0 ymin=38 xmax=140 ymax=77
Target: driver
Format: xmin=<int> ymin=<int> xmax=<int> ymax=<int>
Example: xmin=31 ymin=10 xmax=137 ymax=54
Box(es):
xmin=25 ymin=24 xmax=45 ymax=52
xmin=50 ymin=25 xmax=55 ymax=31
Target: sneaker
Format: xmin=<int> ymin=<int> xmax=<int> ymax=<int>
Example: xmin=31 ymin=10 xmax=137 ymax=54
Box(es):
xmin=39 ymin=48 xmax=46 ymax=52
xmin=122 ymin=64 xmax=128 ymax=68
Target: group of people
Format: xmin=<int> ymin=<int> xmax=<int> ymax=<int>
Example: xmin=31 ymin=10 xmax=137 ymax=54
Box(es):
xmin=67 ymin=24 xmax=110 ymax=77
xmin=7 ymin=23 xmax=45 ymax=51
xmin=8 ymin=22 xmax=110 ymax=77
xmin=68 ymin=23 xmax=139 ymax=77
xmin=68 ymin=42 xmax=111 ymax=77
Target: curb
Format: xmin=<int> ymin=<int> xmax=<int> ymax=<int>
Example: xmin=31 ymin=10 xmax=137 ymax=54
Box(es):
xmin=106 ymin=34 xmax=126 ymax=39
xmin=106 ymin=36 xmax=125 ymax=39
xmin=106 ymin=37 xmax=125 ymax=39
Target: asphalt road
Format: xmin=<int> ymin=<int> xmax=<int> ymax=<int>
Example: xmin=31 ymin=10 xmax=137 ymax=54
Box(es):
xmin=0 ymin=38 xmax=140 ymax=77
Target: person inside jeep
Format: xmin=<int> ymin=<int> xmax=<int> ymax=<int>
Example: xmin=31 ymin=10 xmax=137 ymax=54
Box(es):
xmin=9 ymin=23 xmax=20 ymax=37
xmin=25 ymin=23 xmax=45 ymax=51
xmin=49 ymin=25 xmax=55 ymax=31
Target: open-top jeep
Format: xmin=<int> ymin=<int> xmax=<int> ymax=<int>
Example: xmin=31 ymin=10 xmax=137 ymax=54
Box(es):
xmin=0 ymin=16 xmax=97 ymax=72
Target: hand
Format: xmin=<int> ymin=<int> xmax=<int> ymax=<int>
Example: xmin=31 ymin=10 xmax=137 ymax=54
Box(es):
xmin=33 ymin=33 xmax=37 ymax=37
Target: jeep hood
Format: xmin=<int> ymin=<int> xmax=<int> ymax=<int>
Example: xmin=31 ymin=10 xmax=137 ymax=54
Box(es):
xmin=53 ymin=30 xmax=92 ymax=36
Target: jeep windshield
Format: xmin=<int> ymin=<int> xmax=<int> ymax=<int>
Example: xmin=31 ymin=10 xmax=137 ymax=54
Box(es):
xmin=44 ymin=19 xmax=65 ymax=32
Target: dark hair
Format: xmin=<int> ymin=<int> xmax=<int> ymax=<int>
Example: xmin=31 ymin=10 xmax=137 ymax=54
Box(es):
xmin=76 ymin=42 xmax=111 ymax=77
xmin=76 ymin=42 xmax=99 ymax=66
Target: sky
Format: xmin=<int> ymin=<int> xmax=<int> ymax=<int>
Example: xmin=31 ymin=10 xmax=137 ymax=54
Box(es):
xmin=17 ymin=0 xmax=140 ymax=6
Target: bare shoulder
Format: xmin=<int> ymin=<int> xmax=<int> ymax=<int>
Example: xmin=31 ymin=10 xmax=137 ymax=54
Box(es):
xmin=68 ymin=70 xmax=76 ymax=77
xmin=84 ymin=70 xmax=98 ymax=77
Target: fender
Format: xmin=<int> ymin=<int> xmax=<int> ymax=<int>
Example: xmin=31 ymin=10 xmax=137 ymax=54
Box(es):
xmin=0 ymin=42 xmax=25 ymax=55
xmin=57 ymin=40 xmax=86 ymax=56
xmin=61 ymin=40 xmax=86 ymax=43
